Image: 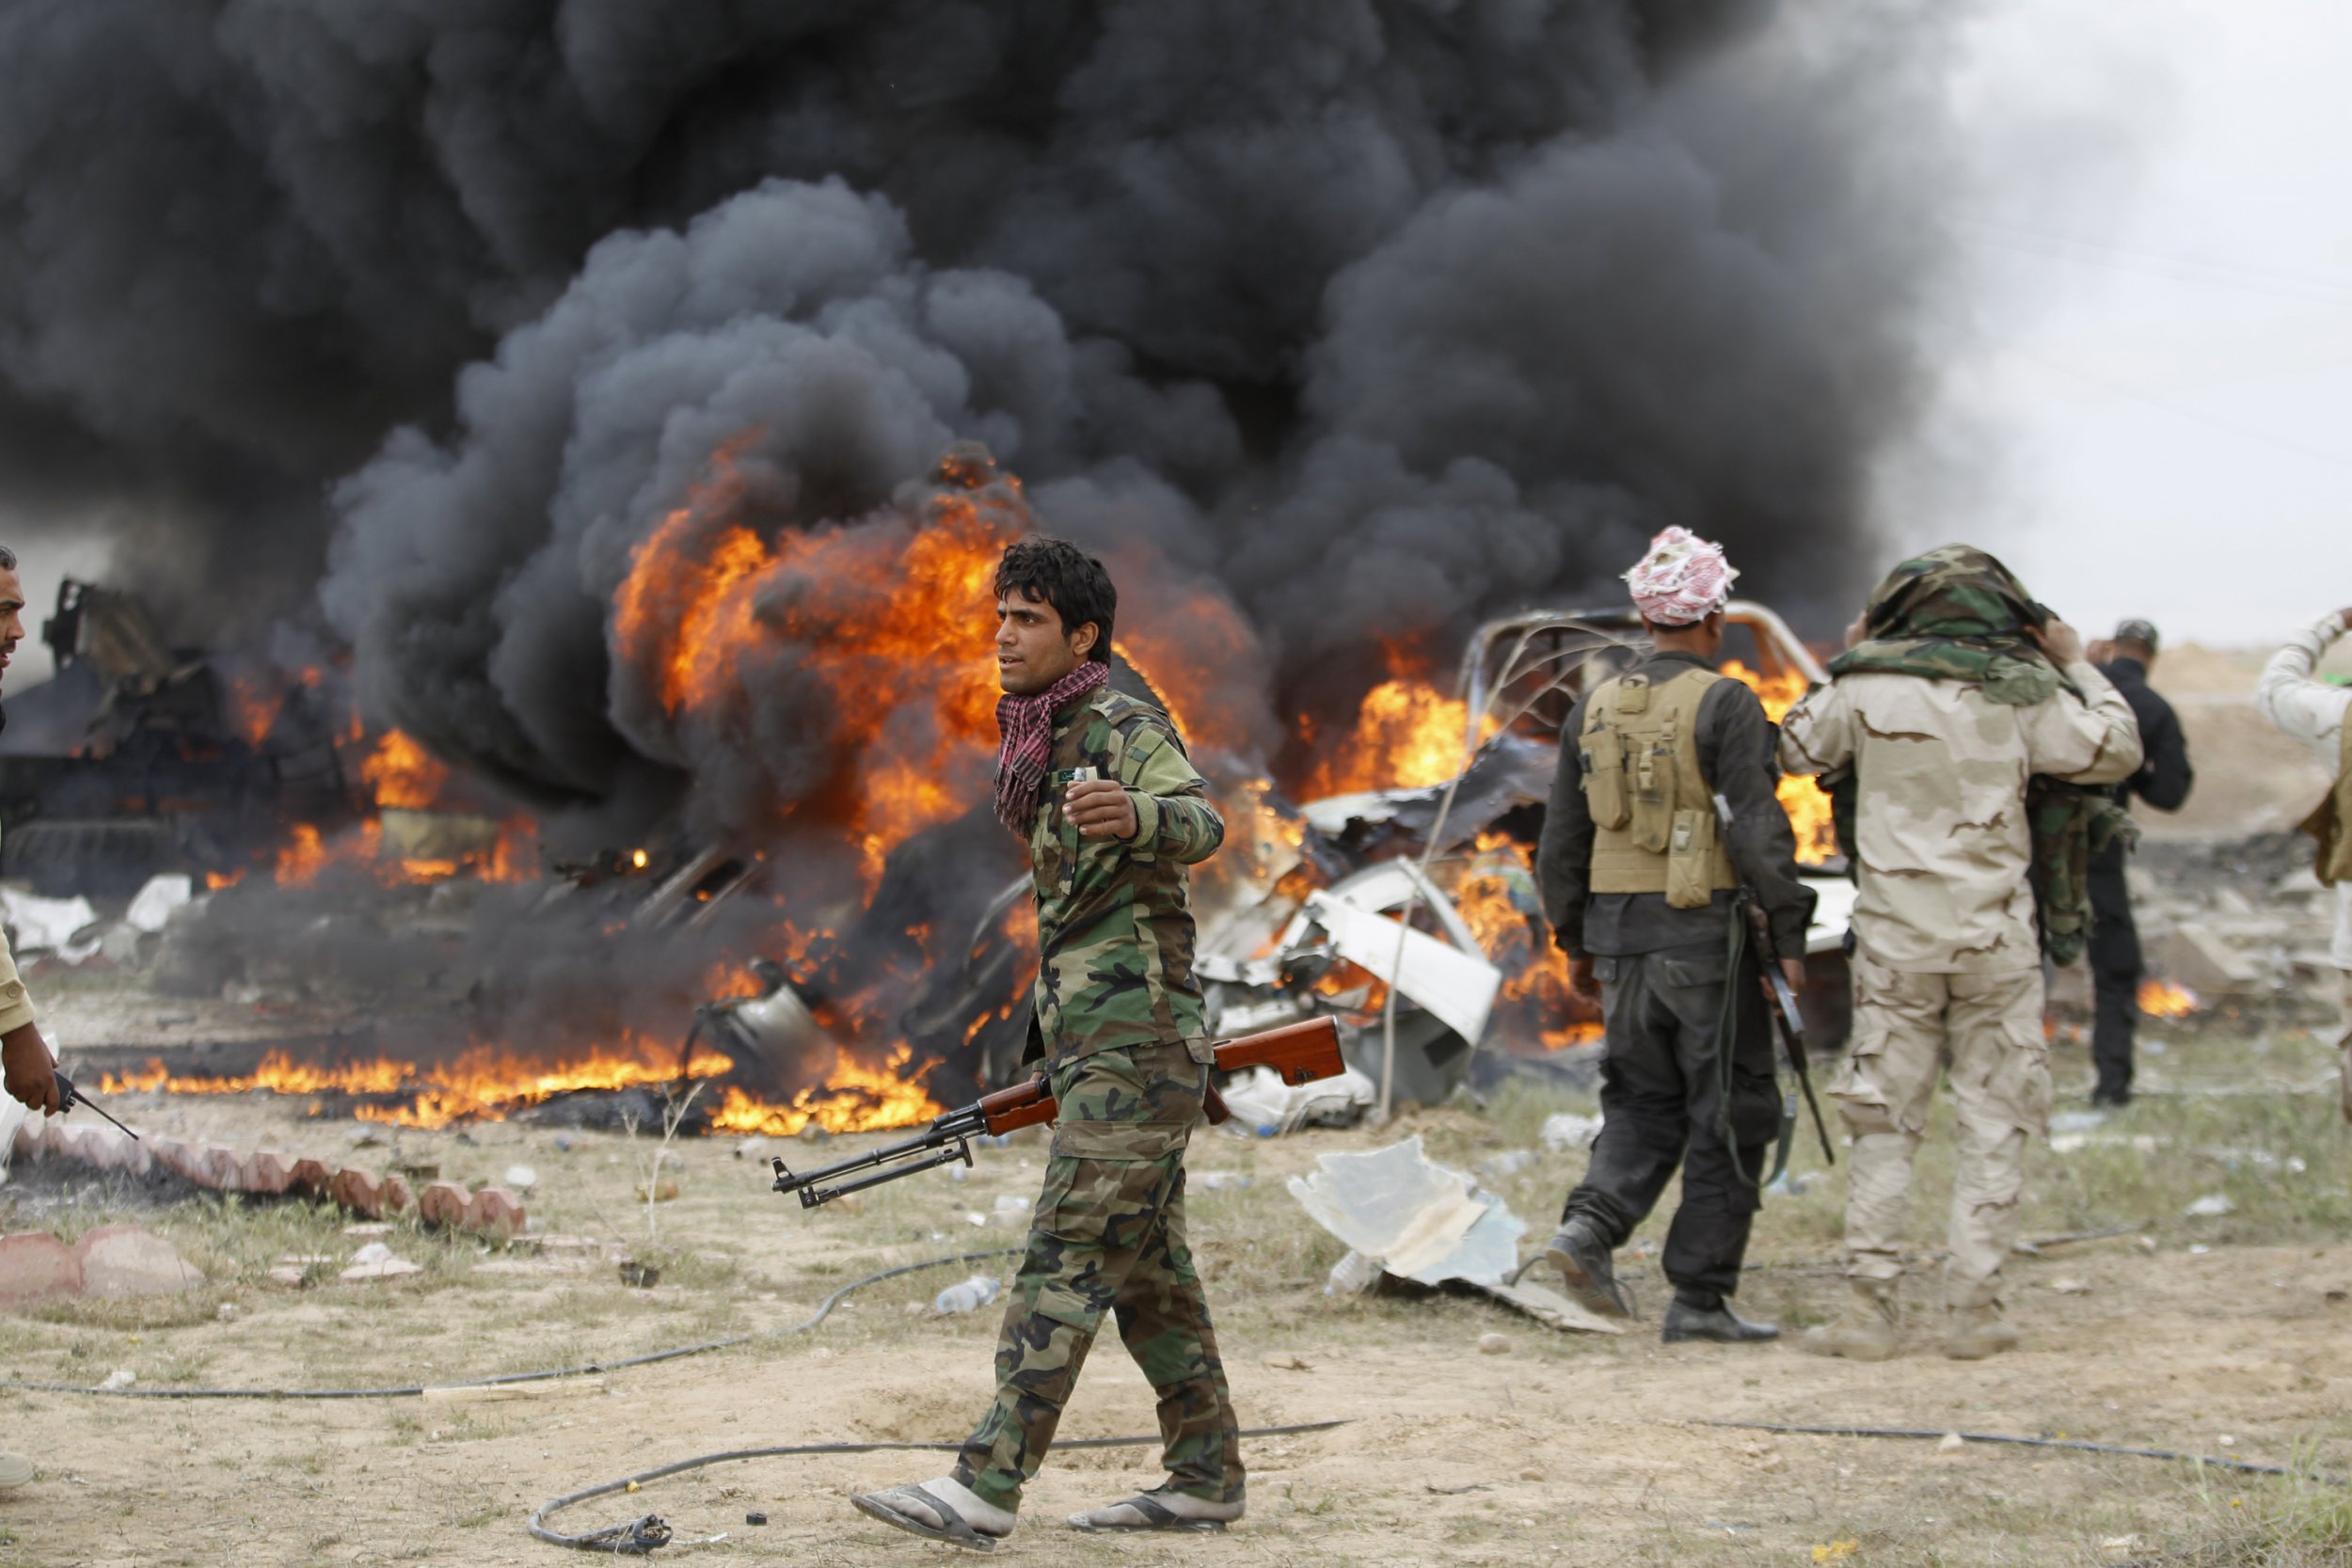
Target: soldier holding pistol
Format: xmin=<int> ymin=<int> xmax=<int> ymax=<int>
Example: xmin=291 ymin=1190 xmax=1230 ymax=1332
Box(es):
xmin=851 ymin=537 xmax=1243 ymax=1550
xmin=1535 ymin=527 xmax=1816 ymax=1344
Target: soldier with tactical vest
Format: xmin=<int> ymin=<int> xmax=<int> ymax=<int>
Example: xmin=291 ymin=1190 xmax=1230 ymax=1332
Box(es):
xmin=1535 ymin=527 xmax=1816 ymax=1344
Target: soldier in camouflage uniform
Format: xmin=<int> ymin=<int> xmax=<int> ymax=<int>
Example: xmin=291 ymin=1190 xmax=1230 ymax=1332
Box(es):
xmin=0 ymin=545 xmax=58 ymax=1495
xmin=1778 ymin=546 xmax=2140 ymax=1361
xmin=852 ymin=537 xmax=1240 ymax=1551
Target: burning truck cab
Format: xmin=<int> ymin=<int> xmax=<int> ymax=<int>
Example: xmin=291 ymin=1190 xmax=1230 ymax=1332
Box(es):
xmin=0 ymin=578 xmax=356 ymax=896
xmin=923 ymin=599 xmax=1855 ymax=1112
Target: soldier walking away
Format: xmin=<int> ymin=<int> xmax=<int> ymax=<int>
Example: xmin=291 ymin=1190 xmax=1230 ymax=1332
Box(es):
xmin=2254 ymin=605 xmax=2352 ymax=1120
xmin=2085 ymin=620 xmax=2194 ymax=1106
xmin=1534 ymin=528 xmax=1816 ymax=1345
xmin=0 ymin=545 xmax=59 ymax=1494
xmin=1779 ymin=547 xmax=2140 ymax=1361
xmin=850 ymin=538 xmax=1242 ymax=1551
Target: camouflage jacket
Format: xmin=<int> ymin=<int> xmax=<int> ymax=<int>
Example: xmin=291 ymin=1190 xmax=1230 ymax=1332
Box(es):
xmin=0 ymin=820 xmax=30 ymax=1036
xmin=1025 ymin=688 xmax=1225 ymax=1069
xmin=1780 ymin=666 xmax=2139 ymax=974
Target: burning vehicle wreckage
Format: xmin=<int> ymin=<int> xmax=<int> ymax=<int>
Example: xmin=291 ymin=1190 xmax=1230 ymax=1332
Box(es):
xmin=5 ymin=451 xmax=1853 ymax=1148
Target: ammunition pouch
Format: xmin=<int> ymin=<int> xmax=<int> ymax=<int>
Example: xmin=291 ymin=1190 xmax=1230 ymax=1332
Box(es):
xmin=1584 ymin=666 xmax=1740 ymax=910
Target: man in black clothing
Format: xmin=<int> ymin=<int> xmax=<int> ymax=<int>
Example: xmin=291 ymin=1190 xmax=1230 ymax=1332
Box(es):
xmin=1534 ymin=527 xmax=1816 ymax=1344
xmin=2087 ymin=618 xmax=2194 ymax=1105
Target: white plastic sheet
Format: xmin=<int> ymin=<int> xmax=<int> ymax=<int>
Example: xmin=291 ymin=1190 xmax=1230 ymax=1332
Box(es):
xmin=1285 ymin=1134 xmax=1523 ymax=1287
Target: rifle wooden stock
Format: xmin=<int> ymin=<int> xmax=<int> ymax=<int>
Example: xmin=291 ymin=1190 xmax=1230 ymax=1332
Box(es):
xmin=776 ymin=1017 xmax=1347 ymax=1206
xmin=973 ymin=1017 xmax=1345 ymax=1134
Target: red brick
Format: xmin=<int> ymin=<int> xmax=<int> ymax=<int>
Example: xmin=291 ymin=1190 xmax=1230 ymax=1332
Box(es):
xmin=239 ymin=1151 xmax=294 ymax=1196
xmin=202 ymin=1144 xmax=246 ymax=1189
xmin=73 ymin=1225 xmax=199 ymax=1298
xmin=0 ymin=1232 xmax=82 ymax=1303
xmin=146 ymin=1139 xmax=198 ymax=1181
xmin=378 ymin=1173 xmax=414 ymax=1215
xmin=417 ymin=1181 xmax=470 ymax=1230
xmin=464 ymin=1187 xmax=526 ymax=1243
xmin=287 ymin=1158 xmax=333 ymax=1195
xmin=329 ymin=1167 xmax=385 ymax=1218
xmin=9 ymin=1119 xmax=38 ymax=1160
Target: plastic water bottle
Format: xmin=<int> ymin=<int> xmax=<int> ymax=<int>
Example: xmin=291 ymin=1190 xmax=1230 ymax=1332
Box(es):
xmin=932 ymin=1275 xmax=1003 ymax=1315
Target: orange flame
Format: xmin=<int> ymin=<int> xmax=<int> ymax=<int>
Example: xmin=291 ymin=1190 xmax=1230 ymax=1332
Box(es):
xmin=361 ymin=729 xmax=451 ymax=812
xmin=2138 ymin=977 xmax=2199 ymax=1020
xmin=611 ymin=443 xmax=1015 ymax=888
xmin=1302 ymin=644 xmax=1496 ymax=800
xmin=1451 ymin=836 xmax=1604 ymax=1051
xmin=227 ymin=677 xmax=285 ymax=749
xmin=706 ymin=1043 xmax=945 ymax=1136
xmin=1721 ymin=659 xmax=1836 ymax=865
xmin=275 ymin=823 xmax=326 ymax=886
xmin=98 ymin=1034 xmax=939 ymax=1137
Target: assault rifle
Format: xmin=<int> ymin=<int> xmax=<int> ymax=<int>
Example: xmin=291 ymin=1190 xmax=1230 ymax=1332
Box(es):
xmin=1711 ymin=794 xmax=1836 ymax=1165
xmin=771 ymin=1018 xmax=1344 ymax=1209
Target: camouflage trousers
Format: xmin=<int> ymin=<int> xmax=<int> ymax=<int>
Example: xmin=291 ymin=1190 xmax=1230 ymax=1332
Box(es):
xmin=952 ymin=1038 xmax=1243 ymax=1513
xmin=1830 ymin=955 xmax=2050 ymax=1310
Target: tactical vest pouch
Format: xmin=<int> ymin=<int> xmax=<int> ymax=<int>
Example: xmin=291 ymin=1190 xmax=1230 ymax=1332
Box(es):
xmin=1580 ymin=728 xmax=1629 ymax=830
xmin=1629 ymin=713 xmax=1679 ymax=854
xmin=1664 ymin=806 xmax=1721 ymax=911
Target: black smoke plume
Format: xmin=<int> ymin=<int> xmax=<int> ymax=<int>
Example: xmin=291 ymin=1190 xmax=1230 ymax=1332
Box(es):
xmin=0 ymin=1 xmax=1960 ymax=823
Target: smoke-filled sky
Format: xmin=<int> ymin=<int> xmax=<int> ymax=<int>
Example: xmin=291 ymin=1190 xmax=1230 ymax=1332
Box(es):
xmin=0 ymin=0 xmax=1979 ymax=822
xmin=1918 ymin=0 xmax=2352 ymax=648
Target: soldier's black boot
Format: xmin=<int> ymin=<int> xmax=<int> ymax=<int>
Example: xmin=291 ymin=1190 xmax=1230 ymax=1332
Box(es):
xmin=1661 ymin=1290 xmax=1779 ymax=1344
xmin=1542 ymin=1216 xmax=1633 ymax=1319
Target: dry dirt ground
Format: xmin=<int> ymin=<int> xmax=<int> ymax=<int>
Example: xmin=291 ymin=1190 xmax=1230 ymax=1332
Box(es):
xmin=0 ymin=640 xmax=2345 ymax=1568
xmin=0 ymin=982 xmax=2346 ymax=1568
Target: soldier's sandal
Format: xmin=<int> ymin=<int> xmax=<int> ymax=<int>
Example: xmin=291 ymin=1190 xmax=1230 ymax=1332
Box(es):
xmin=850 ymin=1484 xmax=1005 ymax=1552
xmin=1067 ymin=1494 xmax=1232 ymax=1533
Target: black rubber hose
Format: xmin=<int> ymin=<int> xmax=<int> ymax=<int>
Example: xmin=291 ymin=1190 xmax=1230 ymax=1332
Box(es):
xmin=4 ymin=1247 xmax=1023 ymax=1400
xmin=529 ymin=1420 xmax=1352 ymax=1554
xmin=1709 ymin=1420 xmax=2346 ymax=1485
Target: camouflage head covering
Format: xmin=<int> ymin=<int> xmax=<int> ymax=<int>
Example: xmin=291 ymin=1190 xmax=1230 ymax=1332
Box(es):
xmin=1829 ymin=544 xmax=2070 ymax=706
xmin=1859 ymin=544 xmax=2038 ymax=642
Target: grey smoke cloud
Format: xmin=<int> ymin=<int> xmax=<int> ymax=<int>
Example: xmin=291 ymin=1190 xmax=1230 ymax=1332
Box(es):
xmin=0 ymin=0 xmax=1962 ymax=827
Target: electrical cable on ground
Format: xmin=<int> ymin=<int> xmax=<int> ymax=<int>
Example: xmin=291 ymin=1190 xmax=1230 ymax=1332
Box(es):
xmin=1709 ymin=1421 xmax=2346 ymax=1486
xmin=531 ymin=1420 xmax=1352 ymax=1554
xmin=4 ymin=1247 xmax=1024 ymax=1400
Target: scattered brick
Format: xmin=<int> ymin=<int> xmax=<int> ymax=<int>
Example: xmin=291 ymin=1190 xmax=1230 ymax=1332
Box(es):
xmin=465 ymin=1187 xmax=526 ymax=1243
xmin=196 ymin=1144 xmax=243 ymax=1189
xmin=329 ymin=1167 xmax=386 ymax=1218
xmin=379 ymin=1173 xmax=415 ymax=1215
xmin=74 ymin=1225 xmax=200 ymax=1299
xmin=240 ymin=1151 xmax=294 ymax=1196
xmin=0 ymin=1232 xmax=84 ymax=1304
xmin=417 ymin=1181 xmax=471 ymax=1230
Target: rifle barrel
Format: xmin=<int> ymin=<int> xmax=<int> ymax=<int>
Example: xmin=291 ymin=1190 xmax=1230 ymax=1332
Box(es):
xmin=793 ymin=1140 xmax=974 ymax=1209
xmin=770 ymin=1112 xmax=978 ymax=1196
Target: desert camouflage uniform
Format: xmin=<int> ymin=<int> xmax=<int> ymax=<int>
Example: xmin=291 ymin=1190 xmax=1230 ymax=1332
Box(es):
xmin=1779 ymin=550 xmax=2140 ymax=1308
xmin=951 ymin=686 xmax=1240 ymax=1513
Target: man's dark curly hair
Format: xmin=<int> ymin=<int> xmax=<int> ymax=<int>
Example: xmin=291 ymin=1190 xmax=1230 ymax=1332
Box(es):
xmin=994 ymin=536 xmax=1115 ymax=663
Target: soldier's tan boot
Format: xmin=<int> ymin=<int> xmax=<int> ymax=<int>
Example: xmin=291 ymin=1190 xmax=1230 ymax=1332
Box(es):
xmin=1801 ymin=1286 xmax=1900 ymax=1361
xmin=1944 ymin=1304 xmax=2021 ymax=1360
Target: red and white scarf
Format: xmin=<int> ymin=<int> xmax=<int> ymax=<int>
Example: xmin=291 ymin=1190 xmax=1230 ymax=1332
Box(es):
xmin=993 ymin=660 xmax=1110 ymax=835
